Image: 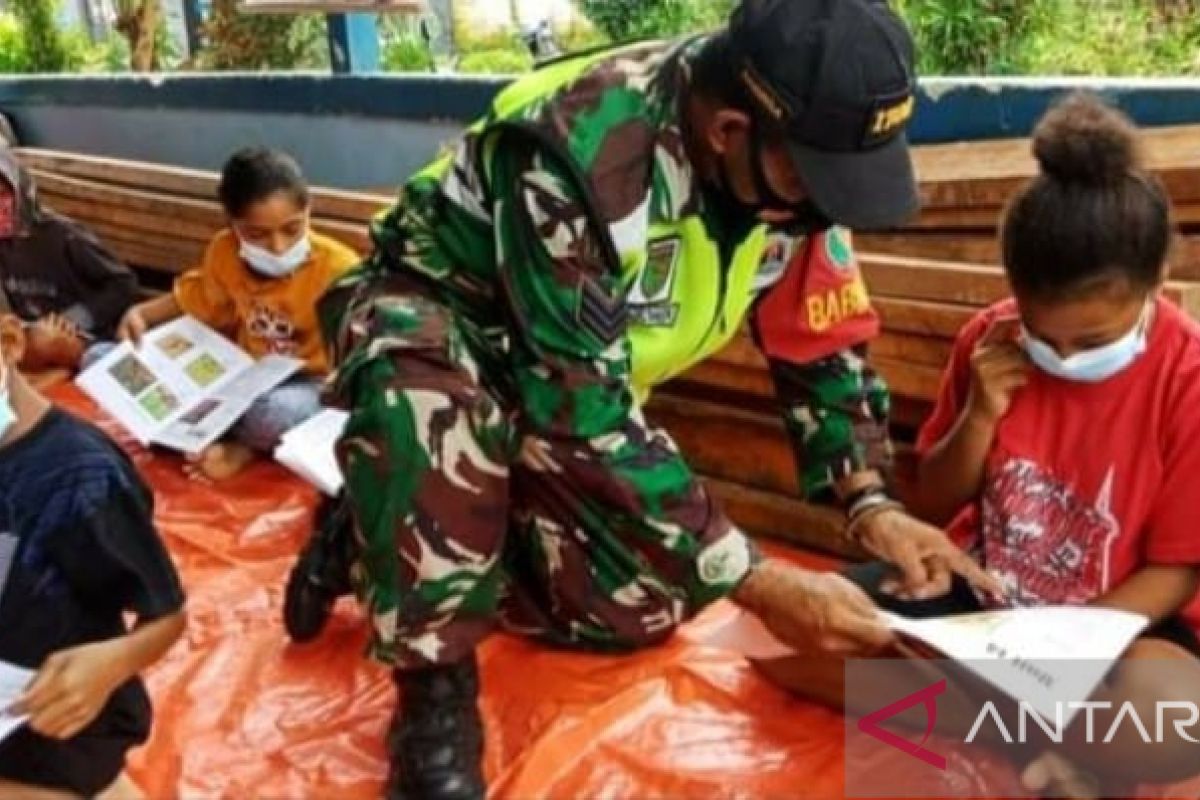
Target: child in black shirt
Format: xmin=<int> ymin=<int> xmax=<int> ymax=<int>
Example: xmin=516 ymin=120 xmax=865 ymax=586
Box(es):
xmin=0 ymin=312 xmax=185 ymax=797
xmin=0 ymin=146 xmax=139 ymax=385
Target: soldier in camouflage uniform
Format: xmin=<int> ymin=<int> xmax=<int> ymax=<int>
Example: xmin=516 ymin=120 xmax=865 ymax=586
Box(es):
xmin=309 ymin=1 xmax=998 ymax=797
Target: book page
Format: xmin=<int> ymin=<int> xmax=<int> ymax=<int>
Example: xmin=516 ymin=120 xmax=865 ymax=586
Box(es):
xmin=0 ymin=661 xmax=34 ymax=747
xmin=76 ymin=317 xmax=254 ymax=444
xmin=883 ymin=606 xmax=1149 ymax=723
xmin=154 ymin=355 xmax=303 ymax=454
xmin=274 ymin=409 xmax=349 ymax=496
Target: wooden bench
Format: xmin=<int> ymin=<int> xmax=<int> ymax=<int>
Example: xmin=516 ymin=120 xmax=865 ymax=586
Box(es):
xmin=16 ymin=125 xmax=1200 ymax=557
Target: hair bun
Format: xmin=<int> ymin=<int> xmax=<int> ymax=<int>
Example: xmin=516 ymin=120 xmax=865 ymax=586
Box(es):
xmin=1032 ymin=92 xmax=1139 ymax=186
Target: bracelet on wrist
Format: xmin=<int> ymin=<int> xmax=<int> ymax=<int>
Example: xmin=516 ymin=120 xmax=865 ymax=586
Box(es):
xmin=844 ymin=497 xmax=905 ymax=543
xmin=841 ymin=483 xmax=887 ymax=513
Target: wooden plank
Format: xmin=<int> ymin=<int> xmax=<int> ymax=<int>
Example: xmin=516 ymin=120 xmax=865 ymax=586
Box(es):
xmin=861 ymin=254 xmax=1009 ymax=306
xmin=891 ymin=395 xmax=933 ymax=432
xmin=869 ymin=332 xmax=953 ymax=368
xmin=859 ymin=232 xmax=1200 ymax=284
xmin=673 ymin=360 xmax=774 ymax=398
xmin=869 ymin=356 xmax=944 ymax=403
xmin=40 ymin=194 xmax=371 ymax=260
xmin=42 ymin=192 xmax=223 ymax=243
xmin=857 ymin=232 xmax=1000 ymax=264
xmin=912 ymin=124 xmax=1200 ymax=209
xmin=874 ymin=297 xmax=973 ymax=339
xmin=35 ymin=172 xmax=373 ymax=251
xmin=17 ymin=148 xmax=391 ymax=223
xmin=912 ymin=200 xmax=1200 ymax=231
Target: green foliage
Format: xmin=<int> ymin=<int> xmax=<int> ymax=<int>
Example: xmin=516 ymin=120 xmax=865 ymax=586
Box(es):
xmin=554 ymin=18 xmax=607 ymax=53
xmin=574 ymin=0 xmax=733 ymax=42
xmin=1017 ymin=1 xmax=1200 ymax=76
xmin=8 ymin=0 xmax=71 ymax=72
xmin=379 ymin=14 xmax=434 ymax=72
xmin=576 ymin=0 xmax=688 ymax=41
xmin=382 ymin=35 xmax=434 ymax=72
xmin=0 ymin=14 xmax=29 ymax=73
xmin=193 ymin=0 xmax=329 ymax=70
xmin=897 ymin=0 xmax=1200 ymax=76
xmin=894 ymin=0 xmax=1048 ymax=75
xmin=457 ymin=46 xmax=532 ymax=74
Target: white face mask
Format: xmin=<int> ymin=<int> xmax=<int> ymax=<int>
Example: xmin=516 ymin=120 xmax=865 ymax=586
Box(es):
xmin=1021 ymin=301 xmax=1153 ymax=383
xmin=238 ymin=234 xmax=312 ymax=278
xmin=0 ymin=354 xmax=14 ymax=441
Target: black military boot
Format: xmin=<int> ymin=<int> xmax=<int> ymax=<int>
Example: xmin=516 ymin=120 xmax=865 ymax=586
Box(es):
xmin=387 ymin=655 xmax=486 ymax=800
xmin=283 ymin=494 xmax=356 ymax=643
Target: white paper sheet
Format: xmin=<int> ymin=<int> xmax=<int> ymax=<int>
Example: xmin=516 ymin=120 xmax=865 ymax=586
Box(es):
xmin=274 ymin=409 xmax=349 ymax=496
xmin=0 ymin=660 xmax=35 ymax=746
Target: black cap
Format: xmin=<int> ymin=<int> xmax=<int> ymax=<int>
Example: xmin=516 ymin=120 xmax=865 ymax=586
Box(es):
xmin=728 ymin=0 xmax=919 ymax=229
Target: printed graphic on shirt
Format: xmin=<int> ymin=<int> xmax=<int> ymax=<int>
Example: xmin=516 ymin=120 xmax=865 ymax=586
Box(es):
xmin=981 ymin=458 xmax=1118 ymax=606
xmin=1 ymin=276 xmax=60 ymax=317
xmin=246 ymin=301 xmax=298 ymax=355
xmin=629 ymin=236 xmax=680 ymax=327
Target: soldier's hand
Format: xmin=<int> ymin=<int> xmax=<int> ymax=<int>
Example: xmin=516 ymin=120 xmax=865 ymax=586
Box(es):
xmin=734 ymin=559 xmax=893 ymax=655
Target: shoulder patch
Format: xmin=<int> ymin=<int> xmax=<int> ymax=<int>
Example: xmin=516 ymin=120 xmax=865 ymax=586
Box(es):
xmin=754 ymin=233 xmax=800 ymax=291
xmin=824 ymin=226 xmax=854 ymax=270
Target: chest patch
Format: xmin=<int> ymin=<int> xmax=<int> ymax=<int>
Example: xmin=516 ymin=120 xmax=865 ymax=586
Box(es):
xmin=629 ymin=237 xmax=681 ymax=327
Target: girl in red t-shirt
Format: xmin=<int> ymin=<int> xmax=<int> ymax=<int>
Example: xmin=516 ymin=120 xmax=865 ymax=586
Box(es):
xmin=756 ymin=94 xmax=1200 ymax=797
xmin=910 ymin=94 xmax=1200 ymax=792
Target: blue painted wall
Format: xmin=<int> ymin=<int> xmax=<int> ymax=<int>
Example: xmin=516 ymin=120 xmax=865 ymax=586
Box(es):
xmin=3 ymin=72 xmax=1200 ymax=190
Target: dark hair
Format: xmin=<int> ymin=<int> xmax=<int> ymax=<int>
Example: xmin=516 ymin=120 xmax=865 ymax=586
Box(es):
xmin=692 ymin=33 xmax=744 ymax=107
xmin=217 ymin=147 xmax=310 ymax=218
xmin=1002 ymin=92 xmax=1171 ymax=301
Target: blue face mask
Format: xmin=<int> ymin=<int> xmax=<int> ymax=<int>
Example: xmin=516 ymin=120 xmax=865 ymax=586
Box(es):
xmin=0 ymin=359 xmax=14 ymax=441
xmin=1021 ymin=301 xmax=1153 ymax=383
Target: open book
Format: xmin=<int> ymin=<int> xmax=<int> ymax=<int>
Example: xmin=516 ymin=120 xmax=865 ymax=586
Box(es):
xmin=708 ymin=605 xmax=1149 ymax=723
xmin=274 ymin=409 xmax=349 ymax=496
xmin=77 ymin=317 xmax=302 ymax=455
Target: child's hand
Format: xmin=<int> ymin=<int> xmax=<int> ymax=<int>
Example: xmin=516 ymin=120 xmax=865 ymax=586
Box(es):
xmin=966 ymin=317 xmax=1029 ymax=424
xmin=14 ymin=640 xmax=130 ymax=740
xmin=117 ymin=305 xmax=149 ymax=346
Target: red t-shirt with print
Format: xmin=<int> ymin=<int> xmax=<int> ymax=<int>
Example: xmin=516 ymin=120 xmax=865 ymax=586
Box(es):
xmin=917 ymin=296 xmax=1200 ymax=634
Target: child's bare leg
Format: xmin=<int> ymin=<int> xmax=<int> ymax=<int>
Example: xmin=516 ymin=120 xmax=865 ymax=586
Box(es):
xmin=186 ymin=440 xmax=256 ymax=482
xmin=0 ymin=778 xmax=76 ymax=799
xmin=96 ymin=772 xmax=142 ymax=800
xmin=190 ymin=377 xmax=322 ymax=482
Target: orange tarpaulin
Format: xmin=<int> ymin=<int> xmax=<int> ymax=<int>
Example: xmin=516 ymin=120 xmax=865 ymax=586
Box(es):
xmin=39 ymin=385 xmax=1197 ymax=799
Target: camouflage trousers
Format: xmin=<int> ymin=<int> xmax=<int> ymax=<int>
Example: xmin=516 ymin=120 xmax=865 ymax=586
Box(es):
xmin=326 ymin=274 xmax=752 ymax=669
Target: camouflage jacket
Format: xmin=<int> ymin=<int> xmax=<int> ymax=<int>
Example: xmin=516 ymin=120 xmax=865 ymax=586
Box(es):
xmin=329 ymin=37 xmax=891 ymax=543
